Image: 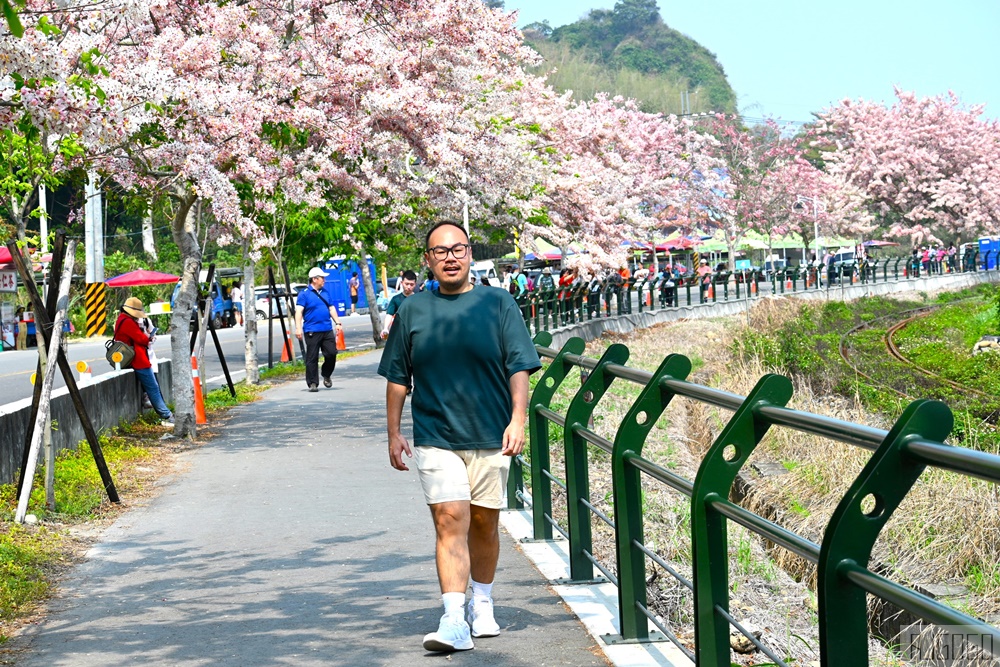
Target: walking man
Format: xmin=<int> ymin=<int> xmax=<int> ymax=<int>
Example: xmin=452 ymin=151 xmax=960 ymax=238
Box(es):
xmin=294 ymin=267 xmax=344 ymax=392
xmin=378 ymin=221 xmax=541 ymax=652
xmin=348 ymin=271 xmax=360 ymax=316
xmin=380 ymin=269 xmax=417 ymax=339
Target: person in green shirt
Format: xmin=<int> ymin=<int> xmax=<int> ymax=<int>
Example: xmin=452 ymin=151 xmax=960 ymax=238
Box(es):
xmin=380 ymin=269 xmax=417 ymax=339
xmin=378 ymin=221 xmax=541 ymax=653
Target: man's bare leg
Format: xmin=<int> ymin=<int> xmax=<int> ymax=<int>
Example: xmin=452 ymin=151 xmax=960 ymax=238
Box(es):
xmin=468 ymin=505 xmax=500 ymax=584
xmin=429 ymin=500 xmax=471 ymax=592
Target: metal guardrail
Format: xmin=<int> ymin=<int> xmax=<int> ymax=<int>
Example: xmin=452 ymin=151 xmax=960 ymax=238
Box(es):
xmin=512 ymin=249 xmax=1000 ymax=334
xmin=507 ymin=331 xmax=1000 ymax=667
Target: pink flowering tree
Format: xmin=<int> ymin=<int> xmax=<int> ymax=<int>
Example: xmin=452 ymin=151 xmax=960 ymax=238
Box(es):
xmin=815 ymin=89 xmax=1000 ymax=244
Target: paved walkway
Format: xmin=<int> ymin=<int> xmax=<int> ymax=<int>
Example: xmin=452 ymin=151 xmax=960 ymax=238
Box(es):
xmin=14 ymin=351 xmax=609 ymax=667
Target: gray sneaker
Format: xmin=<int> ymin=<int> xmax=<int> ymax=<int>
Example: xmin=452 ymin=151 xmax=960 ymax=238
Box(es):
xmin=308 ymin=384 xmax=318 ymax=392
xmin=323 ymin=376 xmax=332 ymax=388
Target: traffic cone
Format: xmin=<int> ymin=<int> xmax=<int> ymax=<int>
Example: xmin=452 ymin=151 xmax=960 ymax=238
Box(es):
xmin=336 ymin=327 xmax=346 ymax=351
xmin=706 ymin=285 xmax=714 ymax=300
xmin=191 ymin=356 xmax=207 ymax=424
xmin=786 ymin=276 xmax=793 ymax=289
xmin=76 ymin=360 xmax=92 ymax=386
xmin=751 ymin=281 xmax=757 ymax=295
xmin=280 ymin=333 xmax=293 ymax=362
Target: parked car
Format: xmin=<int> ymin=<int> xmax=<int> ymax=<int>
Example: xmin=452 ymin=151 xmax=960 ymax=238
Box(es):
xmin=254 ymin=283 xmax=305 ymax=320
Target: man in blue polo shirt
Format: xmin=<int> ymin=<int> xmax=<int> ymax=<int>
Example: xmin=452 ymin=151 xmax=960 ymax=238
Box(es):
xmin=294 ymin=267 xmax=343 ymax=392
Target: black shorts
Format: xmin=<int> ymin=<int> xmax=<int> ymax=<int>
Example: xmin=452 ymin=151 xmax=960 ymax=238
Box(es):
xmin=350 ymin=294 xmax=359 ymax=305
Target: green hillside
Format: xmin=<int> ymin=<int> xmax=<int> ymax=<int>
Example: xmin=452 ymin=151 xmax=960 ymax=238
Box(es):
xmin=522 ymin=0 xmax=737 ymax=115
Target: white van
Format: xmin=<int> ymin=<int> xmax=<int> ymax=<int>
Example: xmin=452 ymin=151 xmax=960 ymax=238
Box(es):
xmin=470 ymin=260 xmax=499 ymax=285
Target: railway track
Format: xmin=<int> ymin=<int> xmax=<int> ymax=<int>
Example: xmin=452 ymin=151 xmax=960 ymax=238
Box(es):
xmin=839 ymin=299 xmax=997 ymax=411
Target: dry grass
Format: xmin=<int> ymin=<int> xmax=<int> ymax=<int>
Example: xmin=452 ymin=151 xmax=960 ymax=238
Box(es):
xmin=531 ymin=300 xmax=999 ymax=665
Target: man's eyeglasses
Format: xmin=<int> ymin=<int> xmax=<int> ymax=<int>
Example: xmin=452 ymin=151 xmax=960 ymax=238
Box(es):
xmin=427 ymin=243 xmax=471 ymax=261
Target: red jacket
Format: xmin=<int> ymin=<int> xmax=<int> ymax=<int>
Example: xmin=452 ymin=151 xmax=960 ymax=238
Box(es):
xmin=114 ymin=312 xmax=152 ymax=369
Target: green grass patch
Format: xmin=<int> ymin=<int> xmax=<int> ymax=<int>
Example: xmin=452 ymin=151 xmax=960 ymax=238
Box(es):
xmin=0 ymin=433 xmax=154 ymax=522
xmin=0 ymin=524 xmax=64 ymax=640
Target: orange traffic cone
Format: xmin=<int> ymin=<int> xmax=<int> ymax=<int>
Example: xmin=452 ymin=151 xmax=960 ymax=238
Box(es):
xmin=751 ymin=281 xmax=757 ymax=295
xmin=280 ymin=332 xmax=294 ymax=362
xmin=645 ymin=291 xmax=652 ymax=307
xmin=191 ymin=356 xmax=207 ymax=425
xmin=706 ymin=285 xmax=714 ymax=300
xmin=336 ymin=327 xmax=346 ymax=351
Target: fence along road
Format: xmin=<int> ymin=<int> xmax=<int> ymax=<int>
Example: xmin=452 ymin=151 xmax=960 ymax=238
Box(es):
xmin=505 ymin=331 xmax=1000 ymax=667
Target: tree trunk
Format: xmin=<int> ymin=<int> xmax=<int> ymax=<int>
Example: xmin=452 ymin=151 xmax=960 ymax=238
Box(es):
xmin=358 ymin=246 xmax=383 ymax=347
xmin=243 ymin=246 xmax=259 ymax=385
xmin=142 ymin=208 xmax=158 ymax=260
xmin=167 ymin=194 xmax=200 ymax=438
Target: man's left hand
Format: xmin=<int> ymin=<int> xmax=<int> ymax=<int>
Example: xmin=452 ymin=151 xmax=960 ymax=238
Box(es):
xmin=501 ymin=417 xmax=526 ymax=457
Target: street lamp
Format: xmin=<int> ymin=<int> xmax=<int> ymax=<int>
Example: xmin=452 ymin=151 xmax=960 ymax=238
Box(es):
xmin=793 ymin=195 xmax=827 ymax=259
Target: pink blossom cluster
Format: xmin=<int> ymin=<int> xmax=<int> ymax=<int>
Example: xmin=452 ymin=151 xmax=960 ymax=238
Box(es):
xmin=816 ymin=89 xmax=1000 ymax=242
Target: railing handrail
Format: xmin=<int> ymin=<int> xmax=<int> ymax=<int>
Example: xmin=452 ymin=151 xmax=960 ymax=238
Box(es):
xmin=512 ymin=333 xmax=1000 ymax=667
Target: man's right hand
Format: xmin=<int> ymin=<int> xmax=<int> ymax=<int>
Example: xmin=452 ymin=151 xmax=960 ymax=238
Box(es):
xmin=388 ymin=432 xmax=413 ymax=471
xmin=296 ymin=331 xmax=303 ymax=340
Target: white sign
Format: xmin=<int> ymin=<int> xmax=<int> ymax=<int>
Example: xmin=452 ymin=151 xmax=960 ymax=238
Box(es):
xmin=0 ymin=271 xmax=16 ymax=293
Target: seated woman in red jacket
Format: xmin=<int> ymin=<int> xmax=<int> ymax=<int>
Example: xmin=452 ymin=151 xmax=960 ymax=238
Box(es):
xmin=115 ymin=297 xmax=173 ymax=425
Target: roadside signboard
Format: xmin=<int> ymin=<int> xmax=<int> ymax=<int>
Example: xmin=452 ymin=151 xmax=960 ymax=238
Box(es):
xmin=0 ymin=271 xmax=16 ymax=293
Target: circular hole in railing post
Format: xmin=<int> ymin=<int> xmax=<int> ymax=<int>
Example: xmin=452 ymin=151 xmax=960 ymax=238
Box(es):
xmin=722 ymin=444 xmax=739 ymax=462
xmin=860 ymin=493 xmax=884 ymax=518
xmin=545 ymin=377 xmax=555 ymax=388
xmin=635 ymin=410 xmax=647 ymax=425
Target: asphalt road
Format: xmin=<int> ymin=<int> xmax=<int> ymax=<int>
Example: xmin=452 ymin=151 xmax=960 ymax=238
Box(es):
xmin=0 ymin=313 xmax=379 ymax=406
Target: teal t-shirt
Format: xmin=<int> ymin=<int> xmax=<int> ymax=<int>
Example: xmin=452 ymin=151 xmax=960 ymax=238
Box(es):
xmin=377 ymin=286 xmax=541 ymax=450
xmin=386 ymin=292 xmax=407 ymax=316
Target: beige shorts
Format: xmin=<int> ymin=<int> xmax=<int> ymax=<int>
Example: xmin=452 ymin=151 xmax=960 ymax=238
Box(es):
xmin=413 ymin=446 xmax=509 ymax=509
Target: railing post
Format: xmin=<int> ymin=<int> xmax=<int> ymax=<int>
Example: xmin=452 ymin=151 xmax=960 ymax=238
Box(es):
xmin=691 ymin=373 xmax=794 ymax=667
xmin=818 ymin=400 xmax=953 ymax=666
xmin=508 ymin=330 xmax=554 ymax=511
xmin=520 ymin=336 xmax=587 ymax=539
xmin=561 ymin=343 xmax=630 ymax=583
xmin=607 ymin=353 xmax=692 ymax=643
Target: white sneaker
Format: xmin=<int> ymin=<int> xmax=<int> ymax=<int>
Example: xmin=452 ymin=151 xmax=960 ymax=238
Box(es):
xmin=422 ymin=614 xmax=473 ymax=652
xmin=467 ymin=598 xmax=500 ymax=638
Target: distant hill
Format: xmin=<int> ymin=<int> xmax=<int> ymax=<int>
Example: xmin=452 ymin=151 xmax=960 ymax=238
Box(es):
xmin=522 ymin=0 xmax=737 ymax=116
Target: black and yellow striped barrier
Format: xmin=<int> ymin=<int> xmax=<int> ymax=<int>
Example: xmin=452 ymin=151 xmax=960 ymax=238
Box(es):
xmin=85 ymin=282 xmax=107 ymax=337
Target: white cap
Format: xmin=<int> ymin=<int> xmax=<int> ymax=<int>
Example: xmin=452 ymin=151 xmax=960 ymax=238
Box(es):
xmin=308 ymin=267 xmax=328 ymax=279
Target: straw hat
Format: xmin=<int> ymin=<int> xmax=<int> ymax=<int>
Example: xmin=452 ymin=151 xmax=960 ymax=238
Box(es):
xmin=123 ymin=297 xmax=146 ymax=318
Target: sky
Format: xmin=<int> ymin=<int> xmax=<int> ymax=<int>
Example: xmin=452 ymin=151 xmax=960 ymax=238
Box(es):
xmin=500 ymin=0 xmax=999 ymax=122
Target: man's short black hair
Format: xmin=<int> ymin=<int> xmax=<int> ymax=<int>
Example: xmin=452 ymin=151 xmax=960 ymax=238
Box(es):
xmin=424 ymin=221 xmax=469 ymax=249
xmin=352 ymin=271 xmax=358 ymax=277
xmin=402 ymin=270 xmax=417 ymax=281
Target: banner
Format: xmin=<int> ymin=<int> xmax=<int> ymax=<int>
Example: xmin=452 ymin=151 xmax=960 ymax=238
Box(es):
xmin=0 ymin=271 xmax=16 ymax=293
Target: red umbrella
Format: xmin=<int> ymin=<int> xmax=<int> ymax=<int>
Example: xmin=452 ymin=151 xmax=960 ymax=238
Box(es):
xmin=106 ymin=269 xmax=181 ymax=287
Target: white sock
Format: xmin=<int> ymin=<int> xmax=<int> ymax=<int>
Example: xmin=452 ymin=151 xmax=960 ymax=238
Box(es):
xmin=442 ymin=592 xmax=466 ymax=619
xmin=470 ymin=579 xmax=493 ymax=603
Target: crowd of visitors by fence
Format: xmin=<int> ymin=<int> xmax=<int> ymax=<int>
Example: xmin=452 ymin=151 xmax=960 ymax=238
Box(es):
xmin=492 ymin=247 xmax=1000 ymax=333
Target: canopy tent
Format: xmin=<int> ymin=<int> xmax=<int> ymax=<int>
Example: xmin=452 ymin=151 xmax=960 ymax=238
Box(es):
xmin=0 ymin=247 xmax=52 ymax=270
xmin=506 ymin=238 xmax=586 ymax=263
xmin=105 ymin=269 xmax=181 ymax=287
xmin=862 ymin=240 xmax=901 ymax=247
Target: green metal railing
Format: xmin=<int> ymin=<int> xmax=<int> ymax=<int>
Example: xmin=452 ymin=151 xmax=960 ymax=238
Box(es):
xmin=513 ymin=249 xmax=1000 ymax=335
xmin=507 ymin=331 xmax=1000 ymax=666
